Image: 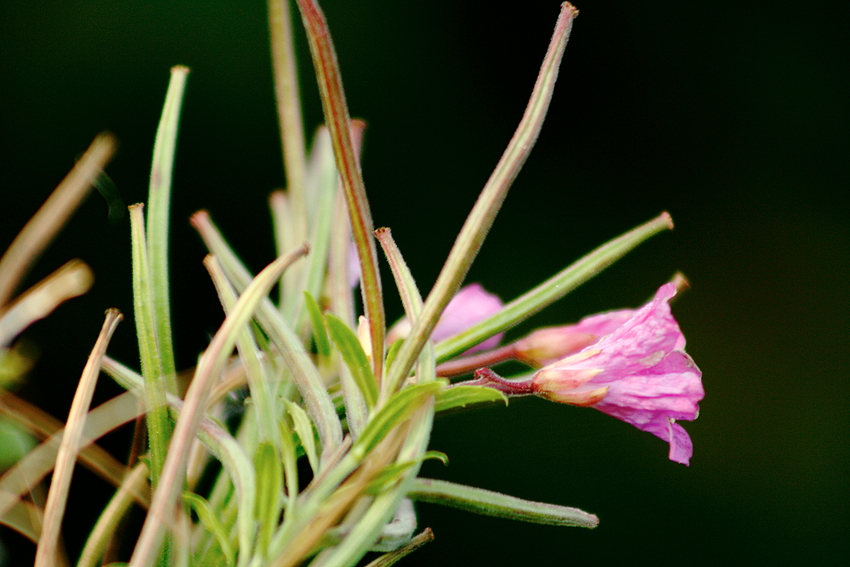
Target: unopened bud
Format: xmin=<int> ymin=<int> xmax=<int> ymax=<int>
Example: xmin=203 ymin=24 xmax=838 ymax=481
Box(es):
xmin=514 ymin=327 xmax=600 ymax=367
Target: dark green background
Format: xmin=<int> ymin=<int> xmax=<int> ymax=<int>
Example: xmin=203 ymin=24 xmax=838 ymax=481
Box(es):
xmin=1 ymin=0 xmax=847 ymax=565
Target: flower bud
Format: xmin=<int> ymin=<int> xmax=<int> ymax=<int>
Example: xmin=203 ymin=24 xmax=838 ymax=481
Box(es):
xmin=514 ymin=328 xmax=599 ymax=367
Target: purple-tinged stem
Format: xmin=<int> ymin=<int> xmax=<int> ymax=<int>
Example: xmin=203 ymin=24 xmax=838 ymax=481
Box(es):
xmin=295 ymin=0 xmax=385 ymax=380
xmin=435 ymin=344 xmax=519 ymax=378
xmin=456 ymin=367 xmax=535 ymax=398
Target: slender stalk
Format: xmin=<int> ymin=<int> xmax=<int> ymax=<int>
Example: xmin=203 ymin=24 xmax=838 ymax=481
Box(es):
xmin=268 ymin=0 xmax=308 ymax=236
xmin=295 ymin=0 xmax=386 ymax=379
xmin=34 ymin=309 xmax=122 ymax=567
xmin=146 ymin=65 xmax=189 ymax=397
xmin=130 ymin=204 xmax=170 ymax=488
xmin=385 ymin=4 xmax=579 ymax=395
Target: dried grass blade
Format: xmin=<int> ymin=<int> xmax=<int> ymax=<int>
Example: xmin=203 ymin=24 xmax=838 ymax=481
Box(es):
xmin=0 ymin=133 xmax=115 ymax=307
xmin=34 ymin=308 xmax=122 ymax=567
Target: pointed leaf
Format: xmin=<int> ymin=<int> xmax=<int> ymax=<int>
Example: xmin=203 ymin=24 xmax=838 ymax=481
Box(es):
xmin=325 ymin=313 xmax=378 ymax=408
xmin=435 ymin=385 xmax=508 ymax=413
xmin=303 ymin=291 xmax=331 ymax=357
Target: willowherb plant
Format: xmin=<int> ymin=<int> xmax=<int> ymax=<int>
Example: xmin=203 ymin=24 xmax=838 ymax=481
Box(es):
xmin=0 ymin=1 xmax=704 ymax=566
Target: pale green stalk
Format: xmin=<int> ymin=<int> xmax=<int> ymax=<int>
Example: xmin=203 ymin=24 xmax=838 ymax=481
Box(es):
xmin=290 ymin=126 xmax=340 ymax=327
xmin=130 ymin=204 xmax=171 ymax=488
xmin=205 ymin=256 xmax=278 ymax=445
xmin=35 ymin=309 xmax=122 ymax=567
xmin=385 ymin=4 xmax=579 ymax=395
xmin=146 ymin=66 xmax=189 ymax=397
xmin=409 ymin=477 xmax=599 ymax=528
xmin=267 ymin=0 xmax=308 ymax=234
xmin=435 ymin=212 xmax=674 ymax=361
xmin=295 ymin=0 xmax=386 ymax=379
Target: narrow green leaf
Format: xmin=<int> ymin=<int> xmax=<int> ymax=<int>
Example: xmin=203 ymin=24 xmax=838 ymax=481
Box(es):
xmin=254 ymin=442 xmax=283 ymax=555
xmin=303 ymin=291 xmax=331 ymax=357
xmin=129 ymin=204 xmax=170 ymax=488
xmin=434 ymin=385 xmax=508 ymax=413
xmin=191 ymin=213 xmax=343 ymax=454
xmin=146 ymin=65 xmax=189 ymax=398
xmin=325 ymin=313 xmax=378 ymax=409
xmin=277 ymin=413 xmax=299 ymax=504
xmin=183 ymin=492 xmax=235 ymax=567
xmin=409 ymin=478 xmax=599 ymax=528
xmin=285 ymin=400 xmax=319 ymax=474
xmin=127 ymin=247 xmax=303 ymax=567
xmin=352 ymin=381 xmax=444 ymax=459
xmin=384 ymin=339 xmax=404 ymax=374
xmin=205 ymin=255 xmax=278 ymax=445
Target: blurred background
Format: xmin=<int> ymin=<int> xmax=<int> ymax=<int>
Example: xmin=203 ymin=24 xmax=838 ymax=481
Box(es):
xmin=1 ymin=0 xmax=847 ymax=564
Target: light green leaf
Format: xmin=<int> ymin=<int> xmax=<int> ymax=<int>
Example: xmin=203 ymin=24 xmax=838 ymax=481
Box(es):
xmin=303 ymin=291 xmax=331 ymax=357
xmin=285 ymin=400 xmax=319 ymax=474
xmin=254 ymin=442 xmax=283 ymax=555
xmin=325 ymin=313 xmax=378 ymax=409
xmin=408 ymin=478 xmax=599 ymax=528
xmin=183 ymin=492 xmax=235 ymax=567
xmin=434 ymin=385 xmax=508 ymax=413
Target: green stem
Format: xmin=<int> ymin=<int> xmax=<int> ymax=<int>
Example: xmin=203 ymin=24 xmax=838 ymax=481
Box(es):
xmin=146 ymin=66 xmax=189 ymax=397
xmin=267 ymin=0 xmax=308 ymax=240
xmin=129 ymin=204 xmax=170 ymax=488
xmin=385 ymin=4 xmax=579 ymax=394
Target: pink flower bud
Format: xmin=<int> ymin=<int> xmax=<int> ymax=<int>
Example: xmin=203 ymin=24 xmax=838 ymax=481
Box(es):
xmin=514 ymin=309 xmax=638 ymax=367
xmin=531 ymin=283 xmax=704 ymax=465
xmin=387 ymin=284 xmax=504 ymax=353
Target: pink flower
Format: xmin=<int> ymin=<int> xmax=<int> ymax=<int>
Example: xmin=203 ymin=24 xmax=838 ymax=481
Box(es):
xmin=532 ymin=283 xmax=704 ymax=465
xmin=387 ymin=284 xmax=504 ymax=353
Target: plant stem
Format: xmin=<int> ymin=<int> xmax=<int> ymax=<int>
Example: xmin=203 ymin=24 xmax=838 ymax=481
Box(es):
xmin=385 ymin=4 xmax=579 ymax=394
